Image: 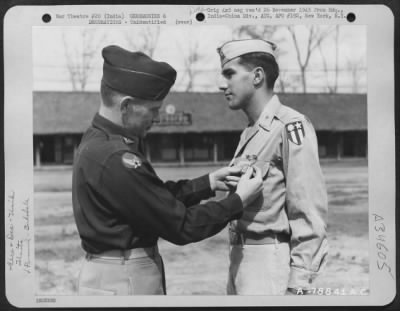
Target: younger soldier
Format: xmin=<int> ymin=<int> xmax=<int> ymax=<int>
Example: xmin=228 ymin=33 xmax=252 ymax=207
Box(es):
xmin=217 ymin=39 xmax=328 ymax=295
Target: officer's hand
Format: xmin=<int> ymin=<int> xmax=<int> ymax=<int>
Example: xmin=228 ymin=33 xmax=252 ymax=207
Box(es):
xmin=209 ymin=166 xmax=242 ymax=191
xmin=235 ymin=166 xmax=263 ymax=208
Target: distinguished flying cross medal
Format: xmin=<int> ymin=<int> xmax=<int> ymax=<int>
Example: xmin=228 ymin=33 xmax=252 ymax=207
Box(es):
xmin=122 ymin=152 xmax=142 ymax=169
xmin=286 ymin=121 xmax=305 ymax=145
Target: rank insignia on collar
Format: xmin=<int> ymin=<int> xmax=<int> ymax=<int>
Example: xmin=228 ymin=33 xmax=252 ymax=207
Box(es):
xmin=123 ymin=137 xmax=135 ymax=145
xmin=122 ymin=152 xmax=142 ymax=169
xmin=286 ymin=121 xmax=305 ymax=145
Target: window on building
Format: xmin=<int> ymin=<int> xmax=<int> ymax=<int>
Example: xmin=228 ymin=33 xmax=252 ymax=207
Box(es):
xmin=184 ymin=134 xmax=213 ymax=162
xmin=343 ymin=131 xmax=367 ymax=157
xmin=148 ymin=134 xmax=180 ymax=162
xmin=316 ymin=131 xmax=345 ymax=158
xmin=39 ymin=136 xmax=55 ymax=164
xmin=62 ymin=136 xmax=76 ymax=164
xmin=216 ymin=132 xmax=241 ymax=161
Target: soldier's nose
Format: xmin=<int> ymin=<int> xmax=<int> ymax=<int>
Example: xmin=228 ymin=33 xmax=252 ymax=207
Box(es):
xmin=217 ymin=75 xmax=228 ymax=91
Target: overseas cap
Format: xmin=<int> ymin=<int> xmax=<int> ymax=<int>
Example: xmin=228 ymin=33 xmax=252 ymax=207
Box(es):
xmin=217 ymin=39 xmax=277 ymax=66
xmin=102 ymin=45 xmax=177 ymax=101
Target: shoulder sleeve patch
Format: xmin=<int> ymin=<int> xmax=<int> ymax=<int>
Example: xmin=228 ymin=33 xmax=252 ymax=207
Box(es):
xmin=121 ymin=152 xmax=142 ymax=169
xmin=286 ymin=121 xmax=305 ymax=145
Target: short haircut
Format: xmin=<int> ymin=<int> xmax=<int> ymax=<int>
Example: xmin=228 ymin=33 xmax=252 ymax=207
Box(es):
xmin=237 ymin=52 xmax=279 ymax=90
xmin=100 ymin=79 xmax=123 ymax=107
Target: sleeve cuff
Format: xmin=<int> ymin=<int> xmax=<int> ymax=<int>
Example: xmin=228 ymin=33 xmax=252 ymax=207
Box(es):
xmin=288 ymin=266 xmax=319 ymax=290
xmin=222 ymin=193 xmax=243 ymax=219
xmin=191 ymin=174 xmax=215 ymax=199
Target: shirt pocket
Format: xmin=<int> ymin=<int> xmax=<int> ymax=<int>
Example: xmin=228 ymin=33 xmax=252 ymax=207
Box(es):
xmin=231 ymin=157 xmax=270 ymax=180
xmin=253 ymin=161 xmax=271 ymax=180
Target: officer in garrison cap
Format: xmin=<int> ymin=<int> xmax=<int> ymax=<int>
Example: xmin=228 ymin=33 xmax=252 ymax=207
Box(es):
xmin=217 ymin=39 xmax=328 ymax=295
xmin=72 ymin=45 xmax=263 ymax=295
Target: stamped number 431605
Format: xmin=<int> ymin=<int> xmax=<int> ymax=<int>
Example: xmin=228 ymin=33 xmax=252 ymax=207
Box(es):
xmin=373 ymin=213 xmax=394 ymax=280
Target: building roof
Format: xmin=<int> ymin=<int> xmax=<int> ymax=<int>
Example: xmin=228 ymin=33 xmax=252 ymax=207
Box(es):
xmin=33 ymin=91 xmax=367 ymax=134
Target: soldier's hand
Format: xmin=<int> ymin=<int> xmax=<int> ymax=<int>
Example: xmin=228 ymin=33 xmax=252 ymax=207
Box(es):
xmin=209 ymin=166 xmax=241 ymax=191
xmin=235 ymin=166 xmax=263 ymax=208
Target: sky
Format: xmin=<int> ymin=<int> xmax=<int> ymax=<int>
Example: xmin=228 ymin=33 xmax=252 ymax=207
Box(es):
xmin=33 ymin=24 xmax=366 ymax=93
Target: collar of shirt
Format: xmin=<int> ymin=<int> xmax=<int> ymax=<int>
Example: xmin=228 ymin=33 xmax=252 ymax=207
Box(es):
xmin=255 ymin=94 xmax=282 ymax=132
xmin=92 ymin=113 xmax=141 ymax=146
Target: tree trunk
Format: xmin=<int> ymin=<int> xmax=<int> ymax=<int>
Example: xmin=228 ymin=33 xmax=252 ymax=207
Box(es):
xmin=301 ymin=68 xmax=307 ymax=93
xmin=334 ymin=25 xmax=339 ymax=93
xmin=279 ymin=77 xmax=286 ymax=93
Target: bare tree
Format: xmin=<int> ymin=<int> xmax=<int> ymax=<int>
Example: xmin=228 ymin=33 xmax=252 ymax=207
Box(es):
xmin=346 ymin=56 xmax=366 ymax=93
xmin=276 ymin=69 xmax=290 ymax=93
xmin=124 ymin=26 xmax=160 ymax=57
xmin=233 ymin=25 xmax=277 ymax=41
xmin=333 ymin=25 xmax=340 ymax=93
xmin=62 ymin=29 xmax=106 ymax=91
xmin=316 ymin=25 xmax=340 ymax=93
xmin=287 ymin=25 xmax=335 ymax=93
xmin=176 ymin=37 xmax=206 ymax=92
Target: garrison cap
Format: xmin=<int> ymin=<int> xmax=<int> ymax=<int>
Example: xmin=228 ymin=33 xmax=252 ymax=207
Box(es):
xmin=102 ymin=45 xmax=177 ymax=100
xmin=217 ymin=39 xmax=277 ymax=66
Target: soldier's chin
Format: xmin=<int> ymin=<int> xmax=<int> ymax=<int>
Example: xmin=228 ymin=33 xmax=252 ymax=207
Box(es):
xmin=228 ymin=102 xmax=241 ymax=110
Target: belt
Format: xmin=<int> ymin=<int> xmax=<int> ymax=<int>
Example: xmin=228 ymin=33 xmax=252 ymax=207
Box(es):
xmin=229 ymin=230 xmax=289 ymax=245
xmin=86 ymin=246 xmax=158 ymax=261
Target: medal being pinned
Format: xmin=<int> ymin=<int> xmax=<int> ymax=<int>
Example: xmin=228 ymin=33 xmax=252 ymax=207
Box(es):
xmin=286 ymin=121 xmax=305 ymax=145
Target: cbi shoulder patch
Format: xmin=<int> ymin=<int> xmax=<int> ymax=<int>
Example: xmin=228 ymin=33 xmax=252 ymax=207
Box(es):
xmin=121 ymin=152 xmax=142 ymax=169
xmin=286 ymin=121 xmax=305 ymax=145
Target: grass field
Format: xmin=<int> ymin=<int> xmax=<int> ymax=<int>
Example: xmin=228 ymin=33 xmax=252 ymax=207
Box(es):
xmin=34 ymin=159 xmax=369 ymax=295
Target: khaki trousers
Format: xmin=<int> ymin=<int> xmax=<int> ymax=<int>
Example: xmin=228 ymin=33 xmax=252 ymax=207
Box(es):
xmin=227 ymin=242 xmax=290 ymax=295
xmin=78 ymin=247 xmax=166 ymax=295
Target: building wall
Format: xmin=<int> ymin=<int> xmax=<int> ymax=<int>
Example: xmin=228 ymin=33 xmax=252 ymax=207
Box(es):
xmin=317 ymin=131 xmax=367 ymax=159
xmin=33 ymin=130 xmax=367 ymax=167
xmin=145 ymin=132 xmax=240 ymax=163
xmin=33 ymin=134 xmax=81 ymax=166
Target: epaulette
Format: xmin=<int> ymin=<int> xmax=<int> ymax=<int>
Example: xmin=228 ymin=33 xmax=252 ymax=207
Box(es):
xmin=278 ymin=104 xmax=306 ymax=125
xmin=107 ymin=134 xmax=134 ymax=154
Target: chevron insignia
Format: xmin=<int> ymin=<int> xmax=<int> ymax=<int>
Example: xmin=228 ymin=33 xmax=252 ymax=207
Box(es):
xmin=286 ymin=121 xmax=305 ymax=145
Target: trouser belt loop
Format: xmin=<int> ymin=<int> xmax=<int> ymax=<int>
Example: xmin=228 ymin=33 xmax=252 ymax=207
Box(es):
xmin=230 ymin=231 xmax=289 ymax=245
xmin=86 ymin=246 xmax=158 ymax=263
xmin=122 ymin=250 xmax=128 ymax=264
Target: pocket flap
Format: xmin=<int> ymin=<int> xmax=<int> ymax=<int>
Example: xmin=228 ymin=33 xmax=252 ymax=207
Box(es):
xmin=231 ymin=158 xmax=270 ymax=179
xmin=252 ymin=161 xmax=270 ymax=179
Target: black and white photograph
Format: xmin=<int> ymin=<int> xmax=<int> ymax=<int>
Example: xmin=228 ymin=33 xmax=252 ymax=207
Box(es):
xmin=3 ymin=3 xmax=396 ymax=307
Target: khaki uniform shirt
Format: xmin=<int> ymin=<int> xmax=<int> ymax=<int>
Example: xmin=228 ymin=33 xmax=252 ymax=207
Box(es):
xmin=230 ymin=95 xmax=328 ymax=289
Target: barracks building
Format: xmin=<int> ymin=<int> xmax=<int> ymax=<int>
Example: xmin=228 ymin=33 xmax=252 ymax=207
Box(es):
xmin=33 ymin=91 xmax=367 ymax=167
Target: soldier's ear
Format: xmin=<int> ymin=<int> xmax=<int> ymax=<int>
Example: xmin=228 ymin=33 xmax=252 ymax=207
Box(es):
xmin=120 ymin=96 xmax=134 ymax=113
xmin=253 ymin=67 xmax=265 ymax=88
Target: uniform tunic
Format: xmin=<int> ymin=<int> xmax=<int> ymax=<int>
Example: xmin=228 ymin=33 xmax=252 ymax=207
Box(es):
xmin=72 ymin=113 xmax=243 ymax=254
xmin=229 ymin=95 xmax=328 ymax=290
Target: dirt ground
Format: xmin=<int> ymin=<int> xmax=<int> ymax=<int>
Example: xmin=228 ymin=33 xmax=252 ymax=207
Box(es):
xmin=34 ymin=159 xmax=369 ymax=295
